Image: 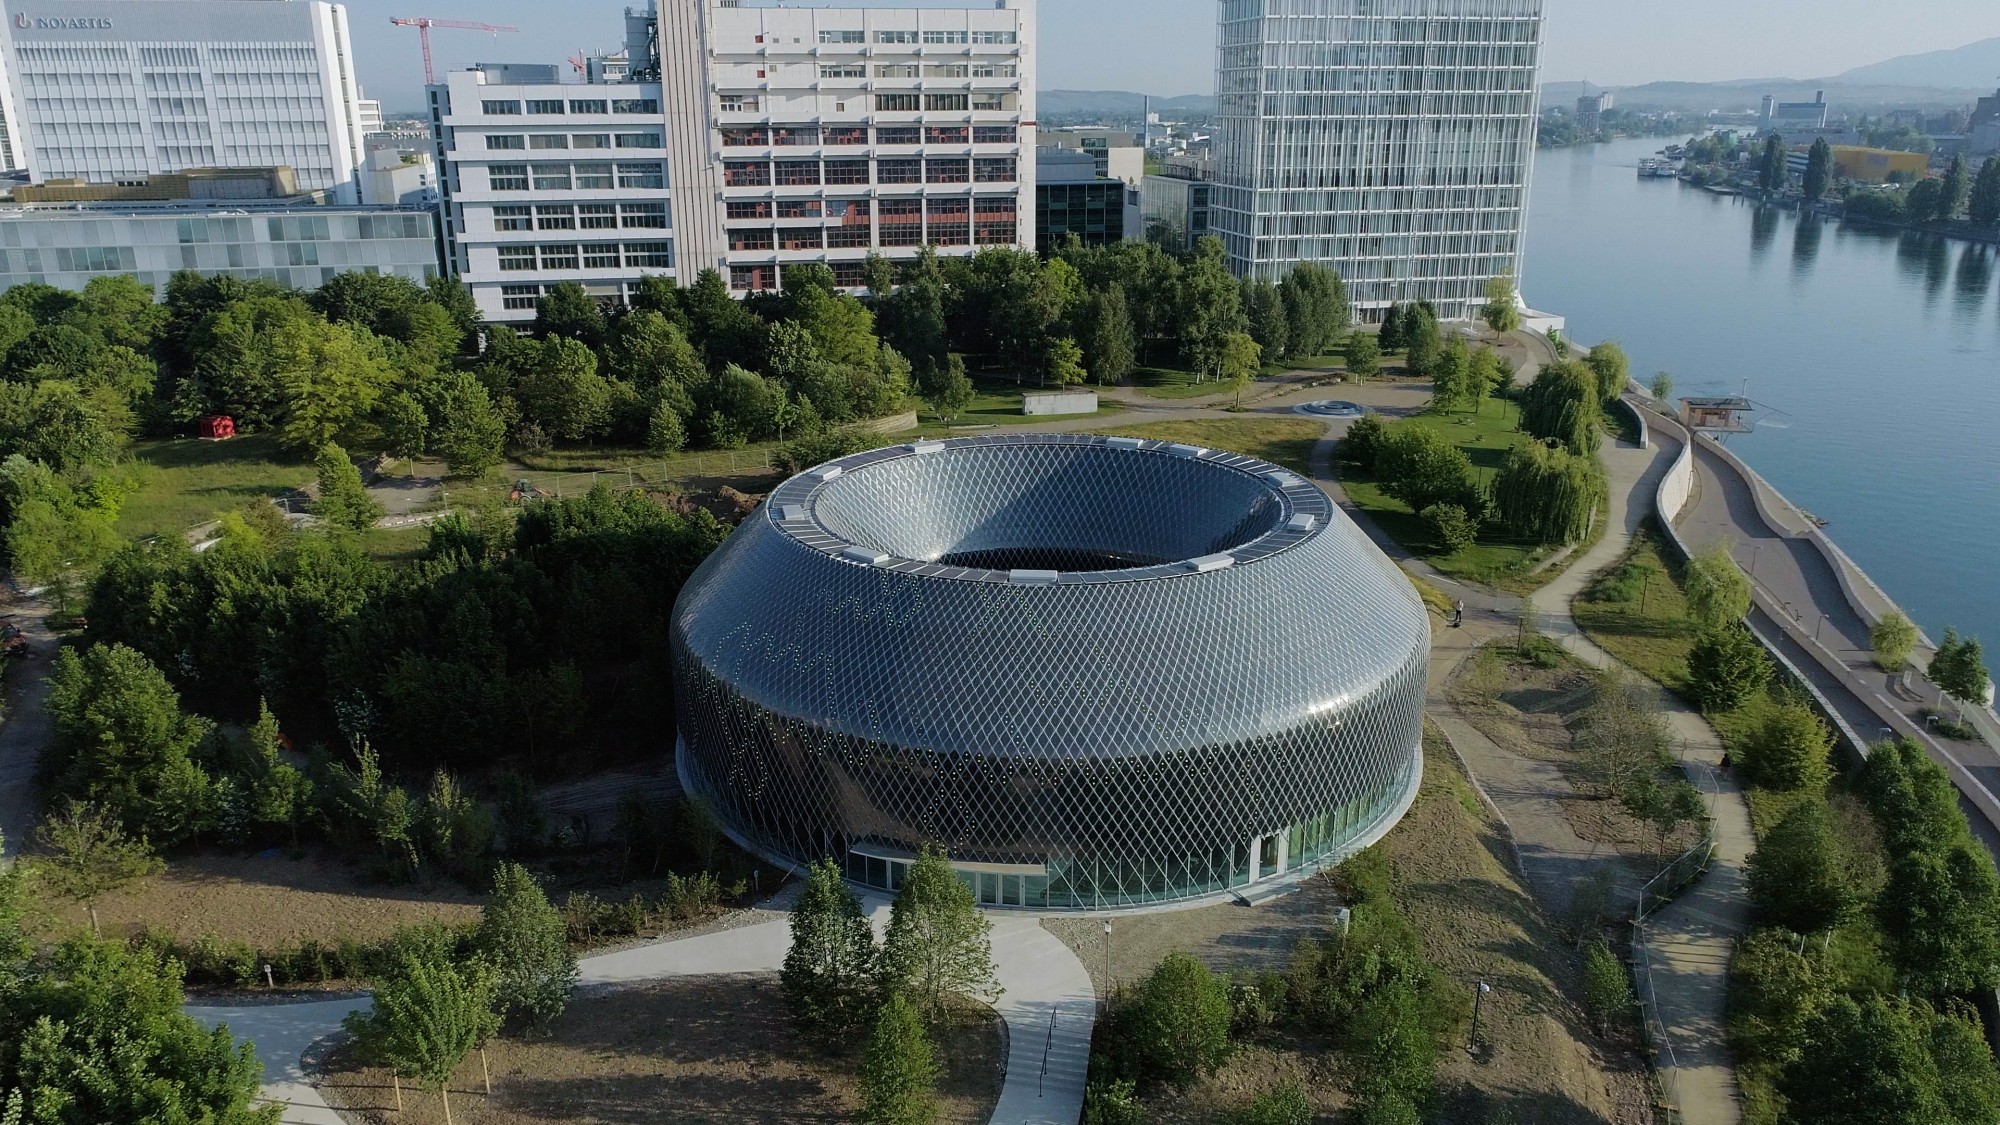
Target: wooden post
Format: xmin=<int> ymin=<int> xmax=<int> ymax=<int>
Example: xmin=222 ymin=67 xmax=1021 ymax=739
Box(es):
xmin=480 ymin=1048 xmax=491 ymax=1095
xmin=392 ymin=1075 xmax=402 ymax=1111
xmin=441 ymin=1086 xmax=453 ymax=1125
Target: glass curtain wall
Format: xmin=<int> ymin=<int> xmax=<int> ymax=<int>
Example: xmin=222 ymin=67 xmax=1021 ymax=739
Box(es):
xmin=1212 ymin=0 xmax=1545 ymax=318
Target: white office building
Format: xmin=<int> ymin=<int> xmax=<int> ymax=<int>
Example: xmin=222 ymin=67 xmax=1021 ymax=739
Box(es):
xmin=432 ymin=0 xmax=1034 ymax=323
xmin=0 ymin=0 xmax=369 ymax=202
xmin=1211 ymin=0 xmax=1545 ymax=319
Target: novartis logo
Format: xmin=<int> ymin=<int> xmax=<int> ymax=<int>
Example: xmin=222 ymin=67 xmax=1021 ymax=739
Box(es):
xmin=14 ymin=15 xmax=116 ymax=28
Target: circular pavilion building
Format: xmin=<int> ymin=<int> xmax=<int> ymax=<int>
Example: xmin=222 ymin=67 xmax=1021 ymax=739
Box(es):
xmin=669 ymin=433 xmax=1430 ymax=911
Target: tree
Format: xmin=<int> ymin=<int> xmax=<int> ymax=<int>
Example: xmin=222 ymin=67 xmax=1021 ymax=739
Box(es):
xmin=1276 ymin=263 xmax=1346 ymax=357
xmin=1584 ymin=340 xmax=1630 ymax=406
xmin=1650 ymin=371 xmax=1674 ymax=402
xmin=1179 ymin=238 xmax=1247 ymax=381
xmin=1803 ymin=138 xmax=1833 ymax=204
xmin=427 ymin=373 xmax=506 ymax=477
xmin=1758 ymin=134 xmax=1787 ymax=195
xmin=1466 ymin=347 xmax=1502 ymax=400
xmin=1422 ymin=504 xmax=1476 ymax=555
xmin=1134 ymin=951 xmax=1233 ymax=1090
xmin=1428 ymin=338 xmax=1471 ymax=409
xmin=1687 ymin=626 xmax=1771 ymax=713
xmin=1906 ymin=177 xmax=1947 ymax=225
xmin=343 ymin=945 xmax=501 ymax=1125
xmin=783 ymin=858 xmax=880 ymax=1041
xmin=1340 ymin=413 xmax=1388 ymax=469
xmin=1480 ymin=273 xmax=1521 ymax=335
xmin=1373 ymin=425 xmax=1478 ymax=514
xmin=1747 ymin=800 xmax=1862 ymax=932
xmin=476 ymin=861 xmax=577 ymax=1032
xmin=1376 ymin=302 xmax=1407 ymax=353
xmin=926 ymin=355 xmax=975 ymax=426
xmin=533 ymin=281 xmax=606 ymax=348
xmin=517 ymin=336 xmax=613 ymax=442
xmin=877 ymin=845 xmax=999 ymax=1022
xmin=1579 ymin=939 xmax=1631 ymax=1034
xmin=271 ymin=318 xmax=395 ymax=452
xmin=1344 ymin=332 xmax=1380 ymax=379
xmin=1081 ymin=286 xmax=1137 ymax=386
xmin=1683 ymin=546 xmax=1752 ymax=630
xmin=31 ymin=800 xmax=163 ymax=936
xmin=381 ymin=391 xmax=429 ymax=461
xmin=1940 ymin=154 xmax=1972 ymax=221
xmin=1242 ymin=277 xmax=1289 ymax=362
xmin=1871 ymin=611 xmax=1920 ymax=672
xmin=646 ymin=397 xmax=686 ymax=456
xmin=1 ymin=936 xmax=274 ymax=1125
xmin=1518 ymin=360 xmax=1601 ymax=455
xmin=1928 ymin=628 xmax=1991 ymax=716
xmin=46 ymin=642 xmax=215 ymax=845
xmin=1219 ymin=332 xmax=1262 ymax=407
xmin=858 ymin=992 xmax=940 ymax=1125
xmin=1490 ymin=439 xmax=1605 ymax=545
xmin=1402 ymin=306 xmax=1441 ymax=378
xmin=1879 ymin=841 xmax=2000 ymax=999
xmin=1970 ymin=157 xmax=2000 ymax=228
xmin=1740 ymin=699 xmax=1833 ymax=791
xmin=1779 ymin=996 xmax=1953 ymax=1125
xmin=1043 ymin=336 xmax=1088 ymax=388
xmin=312 ymin=443 xmax=382 ymax=532
xmin=242 ymin=700 xmax=311 ymax=841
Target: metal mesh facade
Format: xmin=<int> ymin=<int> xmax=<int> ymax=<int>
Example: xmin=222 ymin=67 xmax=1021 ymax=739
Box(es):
xmin=670 ymin=434 xmax=1430 ymax=910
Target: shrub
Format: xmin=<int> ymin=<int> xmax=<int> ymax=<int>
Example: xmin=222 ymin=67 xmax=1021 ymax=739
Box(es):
xmin=476 ymin=861 xmax=578 ymax=1031
xmin=1683 ymin=546 xmax=1751 ymax=630
xmin=1231 ymin=1080 xmax=1312 ymax=1125
xmin=1580 ymin=940 xmax=1632 ymax=1035
xmin=1870 ymin=611 xmax=1919 ymax=672
xmin=1421 ymin=503 xmax=1477 ymax=555
xmin=1374 ymin=424 xmax=1479 ymax=514
xmin=1083 ymin=1078 xmax=1146 ymax=1125
xmin=774 ymin=426 xmax=877 ymax=475
xmin=1133 ymin=952 xmax=1233 ymax=1090
xmin=1686 ymin=626 xmax=1771 ymax=712
xmin=1340 ymin=413 xmax=1387 ymax=468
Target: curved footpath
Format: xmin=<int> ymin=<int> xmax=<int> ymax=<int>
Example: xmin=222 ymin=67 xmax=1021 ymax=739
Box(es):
xmin=1311 ymin=415 xmax=1749 ymax=1125
xmin=190 ymin=899 xmax=1094 ymax=1125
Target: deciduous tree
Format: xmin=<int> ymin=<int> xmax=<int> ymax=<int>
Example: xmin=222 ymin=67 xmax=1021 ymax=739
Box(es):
xmin=1584 ymin=340 xmax=1630 ymax=406
xmin=782 ymin=857 xmax=880 ymax=1040
xmin=313 ymin=443 xmax=383 ymax=532
xmin=1970 ymin=157 xmax=2000 ymax=228
xmin=1686 ymin=625 xmax=1771 ymax=713
xmin=1480 ymin=273 xmax=1521 ymax=335
xmin=46 ymin=642 xmax=214 ymax=845
xmin=1871 ymin=611 xmax=1920 ymax=672
xmin=1747 ymin=800 xmax=1862 ymax=933
xmin=877 ymin=845 xmax=999 ymax=1022
xmin=1491 ymin=439 xmax=1605 ymax=546
xmin=1683 ymin=546 xmax=1751 ymax=630
xmin=1928 ymin=628 xmax=1990 ymax=716
xmin=31 ymin=799 xmax=164 ymax=936
xmin=859 ymin=992 xmax=940 ymax=1125
xmin=1740 ymin=699 xmax=1833 ymax=791
xmin=342 ymin=945 xmax=501 ymax=1125
xmin=1134 ymin=951 xmax=1233 ymax=1090
xmin=1344 ymin=332 xmax=1380 ymax=379
xmin=1080 ymin=286 xmax=1137 ymax=387
xmin=476 ymin=861 xmax=578 ymax=1032
xmin=1803 ymin=138 xmax=1833 ymax=204
xmin=1518 ymin=360 xmax=1601 ymax=456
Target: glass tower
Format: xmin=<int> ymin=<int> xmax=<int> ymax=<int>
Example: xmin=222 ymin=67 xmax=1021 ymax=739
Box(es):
xmin=1211 ymin=0 xmax=1545 ymax=318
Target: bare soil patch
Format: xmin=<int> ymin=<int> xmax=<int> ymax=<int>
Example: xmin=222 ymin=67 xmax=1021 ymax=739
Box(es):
xmin=316 ymin=974 xmax=1003 ymax=1125
xmin=36 ymin=850 xmax=482 ymax=947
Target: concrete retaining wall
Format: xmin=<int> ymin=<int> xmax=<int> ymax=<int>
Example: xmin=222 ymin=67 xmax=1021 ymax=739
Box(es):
xmin=1022 ymin=390 xmax=1097 ymax=417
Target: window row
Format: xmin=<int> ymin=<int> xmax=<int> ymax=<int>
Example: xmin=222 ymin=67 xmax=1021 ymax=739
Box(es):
xmin=725 ymin=199 xmax=873 ymax=220
xmin=726 ymin=198 xmax=1016 ymax=253
xmin=816 ymin=62 xmax=1016 ymax=79
xmin=482 ymin=98 xmax=657 ymax=116
xmin=497 ymin=241 xmax=674 ymax=271
xmin=483 ymin=132 xmax=661 ymax=150
xmin=721 ymin=156 xmax=1014 ymax=186
xmin=491 ymin=202 xmax=669 ymax=231
xmin=487 ymin=162 xmax=665 ymax=191
xmin=871 ymin=93 xmax=1007 ymax=112
xmin=720 ymin=124 xmax=1017 ymax=147
xmin=812 ymin=29 xmax=1016 ymax=45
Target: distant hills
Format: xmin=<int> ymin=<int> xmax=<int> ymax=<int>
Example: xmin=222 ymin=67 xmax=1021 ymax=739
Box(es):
xmin=1540 ymin=79 xmax=1985 ymax=114
xmin=1835 ymin=36 xmax=2000 ymax=91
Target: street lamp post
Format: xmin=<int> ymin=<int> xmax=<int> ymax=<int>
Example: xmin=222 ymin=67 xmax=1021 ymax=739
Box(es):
xmin=1101 ymin=919 xmax=1113 ymax=1007
xmin=1472 ymin=972 xmax=1488 ymax=1048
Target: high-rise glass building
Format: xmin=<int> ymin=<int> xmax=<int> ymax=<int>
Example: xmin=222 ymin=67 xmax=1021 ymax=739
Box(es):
xmin=1210 ymin=0 xmax=1545 ymax=319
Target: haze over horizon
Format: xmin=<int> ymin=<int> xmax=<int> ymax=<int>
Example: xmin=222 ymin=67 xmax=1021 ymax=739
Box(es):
xmin=342 ymin=0 xmax=2000 ymax=110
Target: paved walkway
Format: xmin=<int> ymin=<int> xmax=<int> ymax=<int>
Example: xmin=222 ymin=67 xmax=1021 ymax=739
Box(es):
xmin=190 ymin=897 xmax=1093 ymax=1125
xmin=0 ymin=598 xmax=54 ymax=863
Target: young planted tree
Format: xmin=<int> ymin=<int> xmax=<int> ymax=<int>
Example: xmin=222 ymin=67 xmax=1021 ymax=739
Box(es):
xmin=1683 ymin=546 xmax=1752 ymax=630
xmin=878 ymin=845 xmax=1000 ymax=1022
xmin=1219 ymin=332 xmax=1262 ymax=408
xmin=1649 ymin=371 xmax=1674 ymax=403
xmin=859 ymin=992 xmax=941 ymax=1125
xmin=1373 ymin=426 xmax=1478 ymax=515
xmin=476 ymin=861 xmax=578 ymax=1032
xmin=1402 ymin=306 xmax=1441 ymax=378
xmin=1043 ymin=337 xmax=1088 ymax=388
xmin=1344 ymin=332 xmax=1380 ymax=379
xmin=313 ymin=442 xmax=383 ymax=532
xmin=1741 ymin=699 xmax=1834 ymax=791
xmin=782 ymin=857 xmax=879 ymax=1040
xmin=1747 ymin=800 xmax=1862 ymax=932
xmin=1421 ymin=504 xmax=1476 ymax=555
xmin=1687 ymin=625 xmax=1771 ymax=713
xmin=1242 ymin=277 xmax=1289 ymax=362
xmin=32 ymin=799 xmax=164 ymax=936
xmin=1428 ymin=339 xmax=1471 ymax=410
xmin=1928 ymin=628 xmax=1991 ymax=718
xmin=1480 ymin=273 xmax=1522 ymax=335
xmin=1276 ymin=263 xmax=1347 ymax=358
xmin=1869 ymin=611 xmax=1920 ymax=672
xmin=1377 ymin=302 xmax=1407 ymax=353
xmin=343 ymin=946 xmax=501 ymax=1124
xmin=1340 ymin=413 xmax=1389 ymax=470
xmin=927 ymin=355 xmax=976 ymax=426
xmin=1134 ymin=951 xmax=1234 ymax=1090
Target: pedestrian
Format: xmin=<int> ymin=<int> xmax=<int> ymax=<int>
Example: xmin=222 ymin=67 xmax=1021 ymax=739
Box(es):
xmin=1451 ymin=599 xmax=1465 ymax=628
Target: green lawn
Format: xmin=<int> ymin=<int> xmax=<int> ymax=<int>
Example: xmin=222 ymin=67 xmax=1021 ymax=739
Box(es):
xmin=1338 ymin=398 xmax=1586 ymax=592
xmin=1095 ymin=417 xmax=1322 ymax=475
xmin=1131 ymin=366 xmax=1230 ymax=400
xmin=361 ymin=524 xmax=433 ymax=567
xmin=1572 ymin=523 xmax=1698 ymax=690
xmin=117 ymin=436 xmax=314 ymax=541
xmin=919 ymin=379 xmax=1120 ymax=428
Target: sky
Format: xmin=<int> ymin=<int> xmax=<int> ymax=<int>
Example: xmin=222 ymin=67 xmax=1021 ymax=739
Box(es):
xmin=344 ymin=0 xmax=2000 ymax=112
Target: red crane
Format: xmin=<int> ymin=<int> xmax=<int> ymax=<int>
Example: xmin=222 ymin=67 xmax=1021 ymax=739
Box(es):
xmin=390 ymin=17 xmax=519 ymax=85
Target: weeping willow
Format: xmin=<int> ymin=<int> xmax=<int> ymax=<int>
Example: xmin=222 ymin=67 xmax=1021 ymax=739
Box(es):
xmin=1519 ymin=360 xmax=1602 ymax=456
xmin=1492 ymin=438 xmax=1606 ymax=545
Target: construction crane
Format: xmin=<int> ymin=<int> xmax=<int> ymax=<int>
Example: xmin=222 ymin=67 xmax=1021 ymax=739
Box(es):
xmin=390 ymin=17 xmax=519 ymax=85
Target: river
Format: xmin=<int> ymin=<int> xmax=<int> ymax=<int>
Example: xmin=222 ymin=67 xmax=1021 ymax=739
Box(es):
xmin=1522 ymin=135 xmax=2000 ymax=650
